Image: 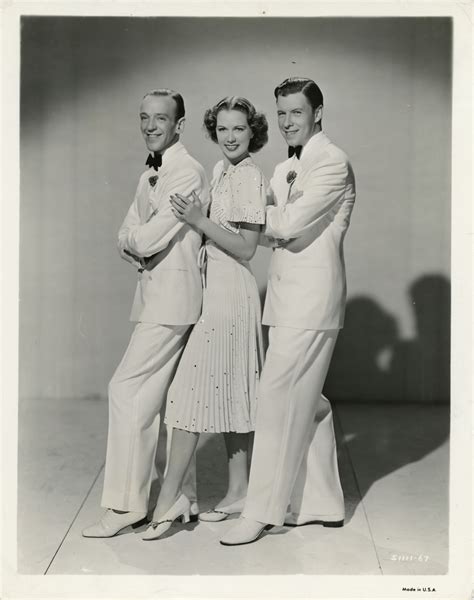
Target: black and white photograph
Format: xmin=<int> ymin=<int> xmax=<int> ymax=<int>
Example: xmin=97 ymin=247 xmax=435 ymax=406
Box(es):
xmin=2 ymin=1 xmax=472 ymax=599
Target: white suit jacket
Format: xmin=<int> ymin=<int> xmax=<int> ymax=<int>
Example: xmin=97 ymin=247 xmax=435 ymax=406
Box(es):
xmin=118 ymin=141 xmax=210 ymax=325
xmin=263 ymin=131 xmax=356 ymax=331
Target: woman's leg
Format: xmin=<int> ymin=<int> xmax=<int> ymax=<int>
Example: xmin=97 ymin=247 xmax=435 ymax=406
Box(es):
xmin=153 ymin=428 xmax=199 ymax=519
xmin=215 ymin=432 xmax=250 ymax=509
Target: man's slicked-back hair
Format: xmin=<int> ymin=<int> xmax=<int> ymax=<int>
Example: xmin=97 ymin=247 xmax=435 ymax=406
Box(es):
xmin=143 ymin=88 xmax=185 ymax=121
xmin=274 ymin=77 xmax=324 ymax=111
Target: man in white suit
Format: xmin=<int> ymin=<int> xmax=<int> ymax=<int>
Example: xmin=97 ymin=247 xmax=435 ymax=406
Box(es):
xmin=83 ymin=89 xmax=209 ymax=537
xmin=221 ymin=77 xmax=355 ymax=545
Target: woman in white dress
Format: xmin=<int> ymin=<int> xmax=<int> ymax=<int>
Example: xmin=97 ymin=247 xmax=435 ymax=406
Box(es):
xmin=142 ymin=96 xmax=268 ymax=540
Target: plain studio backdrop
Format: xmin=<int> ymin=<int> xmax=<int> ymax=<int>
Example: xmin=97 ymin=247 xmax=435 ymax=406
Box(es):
xmin=20 ymin=17 xmax=451 ymax=404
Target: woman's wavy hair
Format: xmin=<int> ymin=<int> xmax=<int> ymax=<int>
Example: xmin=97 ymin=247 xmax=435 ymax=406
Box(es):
xmin=203 ymin=96 xmax=268 ymax=153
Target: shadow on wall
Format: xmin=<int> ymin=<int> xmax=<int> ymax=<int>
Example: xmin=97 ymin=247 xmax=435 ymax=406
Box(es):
xmin=325 ymin=274 xmax=451 ymax=403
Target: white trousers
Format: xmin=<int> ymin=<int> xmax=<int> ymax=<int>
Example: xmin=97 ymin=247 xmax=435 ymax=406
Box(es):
xmin=101 ymin=322 xmax=196 ymax=512
xmin=243 ymin=326 xmax=344 ymax=526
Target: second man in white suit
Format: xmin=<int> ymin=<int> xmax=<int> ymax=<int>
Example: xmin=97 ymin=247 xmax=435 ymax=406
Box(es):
xmin=222 ymin=77 xmax=356 ymax=545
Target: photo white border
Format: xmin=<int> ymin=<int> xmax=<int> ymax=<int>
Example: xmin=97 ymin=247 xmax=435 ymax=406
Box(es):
xmin=2 ymin=1 xmax=472 ymax=599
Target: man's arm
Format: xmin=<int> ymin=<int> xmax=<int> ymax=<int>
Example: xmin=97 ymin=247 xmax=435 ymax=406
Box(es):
xmin=265 ymin=156 xmax=349 ymax=240
xmin=117 ymin=176 xmax=146 ymax=268
xmin=121 ymin=168 xmax=203 ymax=258
xmin=257 ymin=185 xmax=276 ymax=247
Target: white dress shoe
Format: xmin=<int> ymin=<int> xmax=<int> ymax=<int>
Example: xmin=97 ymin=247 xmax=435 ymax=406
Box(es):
xmin=199 ymin=498 xmax=245 ymax=522
xmin=220 ymin=517 xmax=269 ymax=546
xmin=142 ymin=493 xmax=191 ymax=541
xmin=284 ymin=511 xmax=344 ymax=528
xmin=82 ymin=509 xmax=147 ymax=538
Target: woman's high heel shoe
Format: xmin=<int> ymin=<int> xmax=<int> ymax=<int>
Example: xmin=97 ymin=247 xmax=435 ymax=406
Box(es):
xmin=198 ymin=497 xmax=246 ymax=522
xmin=142 ymin=494 xmax=191 ymax=541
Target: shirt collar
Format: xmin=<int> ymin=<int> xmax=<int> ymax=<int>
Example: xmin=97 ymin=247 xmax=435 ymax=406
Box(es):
xmin=223 ymin=155 xmax=253 ymax=173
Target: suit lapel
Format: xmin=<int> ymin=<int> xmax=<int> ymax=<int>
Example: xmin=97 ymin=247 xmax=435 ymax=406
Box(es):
xmin=145 ymin=143 xmax=188 ymax=220
xmin=300 ymin=131 xmax=331 ymax=166
xmin=270 ymin=133 xmax=331 ymax=212
xmin=136 ymin=171 xmax=154 ymax=222
xmin=272 ymin=157 xmax=301 ymax=207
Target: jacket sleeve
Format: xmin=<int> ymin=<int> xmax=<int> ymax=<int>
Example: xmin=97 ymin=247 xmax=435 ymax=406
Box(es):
xmin=264 ymin=154 xmax=349 ymax=240
xmin=117 ymin=176 xmax=145 ymax=264
xmin=120 ymin=168 xmax=203 ymax=257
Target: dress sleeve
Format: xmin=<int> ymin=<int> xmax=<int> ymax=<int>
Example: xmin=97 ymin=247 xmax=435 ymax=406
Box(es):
xmin=226 ymin=163 xmax=266 ymax=225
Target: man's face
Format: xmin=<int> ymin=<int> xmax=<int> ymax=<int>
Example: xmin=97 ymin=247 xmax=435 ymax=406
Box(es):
xmin=276 ymin=92 xmax=322 ymax=148
xmin=139 ymin=95 xmax=183 ymax=153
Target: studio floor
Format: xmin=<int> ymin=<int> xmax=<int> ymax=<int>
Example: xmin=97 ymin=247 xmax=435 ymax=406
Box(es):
xmin=17 ymin=397 xmax=449 ymax=576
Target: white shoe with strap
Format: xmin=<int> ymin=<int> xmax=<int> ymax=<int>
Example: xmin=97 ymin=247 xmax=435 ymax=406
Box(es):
xmin=142 ymin=493 xmax=191 ymax=541
xmin=199 ymin=498 xmax=246 ymax=522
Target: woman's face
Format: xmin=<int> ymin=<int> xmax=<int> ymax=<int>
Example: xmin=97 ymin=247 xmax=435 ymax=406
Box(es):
xmin=216 ymin=109 xmax=253 ymax=164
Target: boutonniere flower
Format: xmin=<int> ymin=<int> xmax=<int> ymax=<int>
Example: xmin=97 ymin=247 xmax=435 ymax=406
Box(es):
xmin=286 ymin=170 xmax=297 ymax=185
xmin=148 ymin=175 xmax=158 ymax=188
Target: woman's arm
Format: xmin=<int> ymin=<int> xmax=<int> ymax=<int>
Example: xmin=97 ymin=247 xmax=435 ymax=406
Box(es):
xmin=170 ymin=192 xmax=260 ymax=261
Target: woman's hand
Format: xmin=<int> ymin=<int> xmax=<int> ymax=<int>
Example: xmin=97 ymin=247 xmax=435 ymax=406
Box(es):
xmin=169 ymin=192 xmax=204 ymax=228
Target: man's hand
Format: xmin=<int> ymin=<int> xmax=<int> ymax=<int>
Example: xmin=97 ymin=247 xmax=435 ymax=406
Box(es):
xmin=142 ymin=252 xmax=162 ymax=271
xmin=123 ymin=248 xmax=161 ymax=272
xmin=266 ymin=189 xmax=276 ymax=206
xmin=123 ymin=248 xmax=142 ymax=263
xmin=274 ymin=238 xmax=294 ymax=248
xmin=121 ymin=248 xmax=146 ymax=269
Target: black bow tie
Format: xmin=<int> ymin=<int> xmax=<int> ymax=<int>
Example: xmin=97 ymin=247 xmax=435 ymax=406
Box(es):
xmin=288 ymin=145 xmax=303 ymax=159
xmin=146 ymin=152 xmax=162 ymax=171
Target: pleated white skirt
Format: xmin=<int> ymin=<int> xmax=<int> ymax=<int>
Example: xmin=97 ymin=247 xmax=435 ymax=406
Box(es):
xmin=165 ymin=243 xmax=264 ymax=433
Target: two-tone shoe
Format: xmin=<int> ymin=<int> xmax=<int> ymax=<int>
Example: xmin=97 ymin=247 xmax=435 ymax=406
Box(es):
xmin=219 ymin=517 xmax=270 ymax=546
xmin=82 ymin=509 xmax=147 ymax=538
xmin=283 ymin=512 xmax=344 ymax=528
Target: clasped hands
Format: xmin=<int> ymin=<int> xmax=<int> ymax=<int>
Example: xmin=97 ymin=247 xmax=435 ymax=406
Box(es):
xmin=169 ymin=191 xmax=203 ymax=227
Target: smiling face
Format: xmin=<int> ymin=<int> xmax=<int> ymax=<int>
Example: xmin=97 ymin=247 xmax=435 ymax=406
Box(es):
xmin=139 ymin=94 xmax=184 ymax=154
xmin=276 ymin=91 xmax=322 ymax=148
xmin=215 ymin=109 xmax=253 ymax=165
